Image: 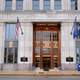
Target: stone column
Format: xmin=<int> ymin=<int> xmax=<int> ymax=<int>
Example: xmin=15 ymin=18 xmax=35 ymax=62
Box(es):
xmin=51 ymin=0 xmax=54 ymax=11
xmin=26 ymin=0 xmax=32 ymax=10
xmin=12 ymin=0 xmax=16 ymax=10
xmin=0 ymin=23 xmax=4 ymax=69
xmin=23 ymin=0 xmax=27 ymax=10
xmin=61 ymin=22 xmax=76 ymax=70
xmin=18 ymin=22 xmax=33 ymax=70
xmin=0 ymin=0 xmax=5 ymax=11
xmin=78 ymin=0 xmax=80 ymax=10
xmin=62 ymin=0 xmax=70 ymax=11
xmin=40 ymin=0 xmax=44 ymax=11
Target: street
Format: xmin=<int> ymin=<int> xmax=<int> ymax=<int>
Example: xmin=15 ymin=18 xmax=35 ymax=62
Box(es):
xmin=0 ymin=76 xmax=80 ymax=80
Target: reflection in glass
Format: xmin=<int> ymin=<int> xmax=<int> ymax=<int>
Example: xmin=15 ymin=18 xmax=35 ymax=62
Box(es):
xmin=44 ymin=0 xmax=50 ymax=11
xmin=42 ymin=48 xmax=50 ymax=54
xmin=35 ymin=48 xmax=40 ymax=55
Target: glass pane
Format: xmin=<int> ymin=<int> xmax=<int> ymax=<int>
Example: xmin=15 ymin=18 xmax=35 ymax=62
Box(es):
xmin=8 ymin=48 xmax=14 ymax=63
xmin=42 ymin=48 xmax=50 ymax=54
xmin=44 ymin=0 xmax=50 ymax=11
xmin=4 ymin=48 xmax=7 ymax=63
xmin=44 ymin=0 xmax=50 ymax=5
xmin=76 ymin=41 xmax=80 ymax=64
xmin=53 ymin=48 xmax=58 ymax=55
xmin=5 ymin=0 xmax=12 ymax=11
xmin=54 ymin=0 xmax=61 ymax=10
xmin=33 ymin=0 xmax=39 ymax=11
xmin=43 ymin=31 xmax=50 ymax=41
xmin=14 ymin=48 xmax=18 ymax=63
xmin=5 ymin=23 xmax=16 ymax=41
xmin=71 ymin=0 xmax=77 ymax=10
xmin=36 ymin=31 xmax=42 ymax=41
xmin=51 ymin=31 xmax=58 ymax=41
xmin=16 ymin=0 xmax=23 ymax=10
xmin=35 ymin=48 xmax=40 ymax=55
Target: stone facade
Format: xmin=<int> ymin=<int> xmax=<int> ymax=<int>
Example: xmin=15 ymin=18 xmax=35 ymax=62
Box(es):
xmin=0 ymin=0 xmax=79 ymax=70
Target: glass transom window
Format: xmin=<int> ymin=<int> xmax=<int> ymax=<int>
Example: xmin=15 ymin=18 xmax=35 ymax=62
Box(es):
xmin=16 ymin=0 xmax=23 ymax=10
xmin=71 ymin=0 xmax=77 ymax=10
xmin=5 ymin=0 xmax=12 ymax=11
xmin=33 ymin=0 xmax=40 ymax=11
xmin=54 ymin=0 xmax=61 ymax=10
xmin=4 ymin=23 xmax=18 ymax=64
xmin=44 ymin=0 xmax=50 ymax=11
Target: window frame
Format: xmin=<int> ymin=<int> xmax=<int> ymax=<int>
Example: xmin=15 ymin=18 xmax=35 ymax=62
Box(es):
xmin=16 ymin=0 xmax=23 ymax=11
xmin=32 ymin=0 xmax=40 ymax=11
xmin=54 ymin=0 xmax=62 ymax=10
xmin=4 ymin=23 xmax=18 ymax=64
xmin=5 ymin=0 xmax=12 ymax=11
xmin=44 ymin=0 xmax=50 ymax=11
xmin=71 ymin=0 xmax=78 ymax=10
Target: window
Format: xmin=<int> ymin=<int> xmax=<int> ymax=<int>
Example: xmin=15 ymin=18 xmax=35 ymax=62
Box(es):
xmin=33 ymin=0 xmax=40 ymax=11
xmin=5 ymin=0 xmax=12 ymax=11
xmin=5 ymin=24 xmax=17 ymax=41
xmin=77 ymin=23 xmax=80 ymax=39
xmin=71 ymin=0 xmax=77 ymax=10
xmin=76 ymin=23 xmax=80 ymax=64
xmin=54 ymin=0 xmax=61 ymax=10
xmin=44 ymin=0 xmax=50 ymax=11
xmin=4 ymin=23 xmax=18 ymax=64
xmin=76 ymin=41 xmax=80 ymax=64
xmin=16 ymin=0 xmax=23 ymax=10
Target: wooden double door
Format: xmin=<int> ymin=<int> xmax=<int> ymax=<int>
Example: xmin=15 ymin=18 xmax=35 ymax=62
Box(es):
xmin=33 ymin=23 xmax=61 ymax=70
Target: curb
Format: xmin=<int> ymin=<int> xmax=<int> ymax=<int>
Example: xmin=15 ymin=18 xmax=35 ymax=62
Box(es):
xmin=0 ymin=71 xmax=80 ymax=76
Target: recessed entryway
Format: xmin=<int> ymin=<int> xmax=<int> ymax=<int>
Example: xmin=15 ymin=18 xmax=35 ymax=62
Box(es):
xmin=33 ymin=22 xmax=61 ymax=70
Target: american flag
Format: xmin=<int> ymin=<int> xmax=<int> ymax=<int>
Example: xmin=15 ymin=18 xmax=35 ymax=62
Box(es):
xmin=16 ymin=17 xmax=23 ymax=38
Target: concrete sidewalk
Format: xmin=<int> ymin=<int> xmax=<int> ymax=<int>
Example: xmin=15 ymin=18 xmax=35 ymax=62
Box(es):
xmin=0 ymin=70 xmax=80 ymax=76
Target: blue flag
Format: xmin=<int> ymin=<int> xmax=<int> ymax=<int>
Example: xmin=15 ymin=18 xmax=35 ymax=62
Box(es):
xmin=71 ymin=17 xmax=79 ymax=39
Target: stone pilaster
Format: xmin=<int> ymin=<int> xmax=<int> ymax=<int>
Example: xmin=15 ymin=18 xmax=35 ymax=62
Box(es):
xmin=51 ymin=0 xmax=54 ymax=11
xmin=62 ymin=0 xmax=70 ymax=10
xmin=12 ymin=0 xmax=16 ymax=10
xmin=18 ymin=22 xmax=33 ymax=70
xmin=23 ymin=0 xmax=27 ymax=10
xmin=40 ymin=0 xmax=44 ymax=11
xmin=78 ymin=0 xmax=80 ymax=10
xmin=0 ymin=23 xmax=4 ymax=64
xmin=0 ymin=0 xmax=5 ymax=11
xmin=26 ymin=0 xmax=32 ymax=10
xmin=61 ymin=22 xmax=76 ymax=70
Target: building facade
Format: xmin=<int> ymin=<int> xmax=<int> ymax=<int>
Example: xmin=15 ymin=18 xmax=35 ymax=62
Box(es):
xmin=0 ymin=0 xmax=80 ymax=71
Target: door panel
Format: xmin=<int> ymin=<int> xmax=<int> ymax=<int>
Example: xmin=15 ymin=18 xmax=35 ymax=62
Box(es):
xmin=33 ymin=23 xmax=61 ymax=69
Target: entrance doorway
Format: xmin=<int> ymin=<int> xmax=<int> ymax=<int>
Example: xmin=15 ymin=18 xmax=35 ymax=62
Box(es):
xmin=43 ymin=57 xmax=51 ymax=70
xmin=33 ymin=23 xmax=61 ymax=70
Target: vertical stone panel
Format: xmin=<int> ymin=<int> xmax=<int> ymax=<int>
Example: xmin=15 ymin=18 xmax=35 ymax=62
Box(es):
xmin=24 ymin=22 xmax=33 ymax=63
xmin=12 ymin=0 xmax=16 ymax=10
xmin=0 ymin=0 xmax=5 ymax=11
xmin=23 ymin=0 xmax=27 ymax=10
xmin=40 ymin=0 xmax=44 ymax=11
xmin=18 ymin=22 xmax=33 ymax=70
xmin=78 ymin=0 xmax=80 ymax=10
xmin=61 ymin=22 xmax=76 ymax=70
xmin=0 ymin=23 xmax=4 ymax=70
xmin=26 ymin=0 xmax=32 ymax=10
xmin=51 ymin=0 xmax=54 ymax=11
xmin=62 ymin=0 xmax=68 ymax=10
